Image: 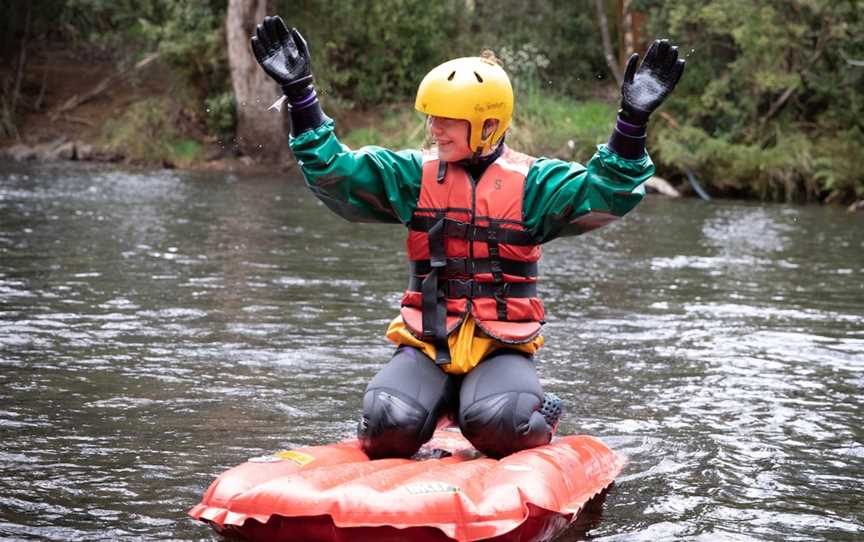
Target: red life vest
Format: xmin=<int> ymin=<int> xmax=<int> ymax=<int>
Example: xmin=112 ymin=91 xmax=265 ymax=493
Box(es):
xmin=401 ymin=146 xmax=545 ymax=364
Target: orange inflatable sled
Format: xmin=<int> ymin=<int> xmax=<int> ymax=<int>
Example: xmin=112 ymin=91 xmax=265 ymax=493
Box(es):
xmin=188 ymin=429 xmax=624 ymax=542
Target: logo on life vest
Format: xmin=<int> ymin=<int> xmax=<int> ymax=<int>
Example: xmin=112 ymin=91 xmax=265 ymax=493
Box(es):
xmin=404 ymin=482 xmax=462 ymax=495
xmin=494 ymin=178 xmax=503 ymax=190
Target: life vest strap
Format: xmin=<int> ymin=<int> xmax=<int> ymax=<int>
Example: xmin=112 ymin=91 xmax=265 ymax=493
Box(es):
xmin=487 ymin=225 xmax=508 ymax=321
xmin=409 ymin=258 xmax=538 ymax=277
xmin=408 ymin=278 xmax=537 ymax=299
xmin=408 ymin=216 xmax=534 ymax=246
xmin=421 ymin=216 xmax=452 ymax=365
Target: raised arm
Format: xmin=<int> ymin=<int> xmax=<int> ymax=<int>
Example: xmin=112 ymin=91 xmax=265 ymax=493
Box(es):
xmin=251 ymin=15 xmax=422 ymax=224
xmin=524 ymin=39 xmax=685 ymax=242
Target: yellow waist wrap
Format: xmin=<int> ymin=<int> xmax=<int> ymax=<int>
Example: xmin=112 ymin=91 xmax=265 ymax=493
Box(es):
xmin=386 ymin=315 xmax=544 ymax=375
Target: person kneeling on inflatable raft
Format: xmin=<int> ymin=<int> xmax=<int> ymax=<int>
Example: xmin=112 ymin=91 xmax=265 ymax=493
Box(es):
xmin=252 ymin=16 xmax=684 ymax=459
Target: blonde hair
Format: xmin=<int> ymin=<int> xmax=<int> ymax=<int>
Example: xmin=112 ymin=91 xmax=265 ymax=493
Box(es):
xmin=480 ymin=49 xmax=502 ymax=66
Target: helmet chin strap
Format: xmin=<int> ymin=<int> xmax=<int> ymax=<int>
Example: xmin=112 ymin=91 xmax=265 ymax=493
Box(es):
xmin=470 ymin=131 xmax=494 ymax=163
xmin=471 ymin=137 xmax=501 ymax=164
xmin=466 ymin=119 xmax=503 ymax=163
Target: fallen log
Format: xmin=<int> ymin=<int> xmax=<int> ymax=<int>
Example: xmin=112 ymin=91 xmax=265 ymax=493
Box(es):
xmin=50 ymin=52 xmax=160 ymax=119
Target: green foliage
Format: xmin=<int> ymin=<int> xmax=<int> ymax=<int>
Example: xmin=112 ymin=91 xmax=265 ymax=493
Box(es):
xmin=812 ymin=128 xmax=864 ymax=200
xmin=655 ymin=124 xmax=820 ymax=202
xmin=135 ymin=1 xmax=228 ymax=95
xmin=283 ymin=0 xmax=604 ymax=107
xmin=3 ymin=0 xmax=233 ymax=133
xmin=645 ymin=0 xmax=864 ymax=202
xmin=169 ymin=138 xmax=203 ymax=163
xmin=100 ymin=97 xmax=200 ymax=166
xmin=510 ymin=89 xmax=615 ymax=162
xmin=204 ymin=91 xmax=237 ymax=136
xmin=471 ymin=0 xmax=607 ymax=94
xmin=101 ymin=97 xmax=176 ymax=162
xmin=284 ymin=0 xmax=468 ymax=107
xmin=340 ymin=107 xmax=427 ymax=151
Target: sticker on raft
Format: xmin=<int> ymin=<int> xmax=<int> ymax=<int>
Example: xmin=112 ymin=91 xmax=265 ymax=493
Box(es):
xmin=404 ymin=482 xmax=462 ymax=495
xmin=275 ymin=450 xmax=315 ymax=466
xmin=247 ymin=450 xmax=315 ymax=466
xmin=247 ymin=454 xmax=281 ymax=463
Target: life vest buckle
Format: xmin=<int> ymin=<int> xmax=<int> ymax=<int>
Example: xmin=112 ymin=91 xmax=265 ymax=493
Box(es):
xmin=445 ymin=279 xmax=474 ymax=299
xmin=444 ymin=219 xmax=470 ymax=240
xmin=444 ymin=258 xmax=469 ymax=275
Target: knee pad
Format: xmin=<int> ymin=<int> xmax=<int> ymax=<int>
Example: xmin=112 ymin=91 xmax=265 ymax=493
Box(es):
xmin=358 ymin=389 xmax=436 ymax=459
xmin=459 ymin=391 xmax=553 ymax=459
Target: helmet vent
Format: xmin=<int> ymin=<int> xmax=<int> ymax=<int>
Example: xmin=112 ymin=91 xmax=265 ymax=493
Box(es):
xmin=447 ymin=71 xmax=456 ymax=81
xmin=474 ymin=72 xmax=484 ymax=83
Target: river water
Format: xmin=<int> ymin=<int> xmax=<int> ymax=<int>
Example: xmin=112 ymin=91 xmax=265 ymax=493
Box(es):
xmin=1 ymin=160 xmax=862 ymax=541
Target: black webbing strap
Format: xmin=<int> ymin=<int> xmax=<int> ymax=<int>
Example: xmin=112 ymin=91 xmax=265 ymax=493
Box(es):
xmin=408 ymin=216 xmax=534 ymax=246
xmin=408 ymin=278 xmax=537 ymax=298
xmin=486 ymin=225 xmax=508 ymax=320
xmin=409 ymin=258 xmax=537 ymax=277
xmin=420 ymin=216 xmax=451 ymax=365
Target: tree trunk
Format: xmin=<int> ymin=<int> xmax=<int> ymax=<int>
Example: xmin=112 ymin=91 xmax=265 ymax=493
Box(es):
xmin=620 ymin=0 xmax=633 ymax=65
xmin=619 ymin=1 xmax=646 ymax=66
xmin=595 ymin=0 xmax=622 ymax=87
xmin=226 ymin=0 xmax=289 ymax=164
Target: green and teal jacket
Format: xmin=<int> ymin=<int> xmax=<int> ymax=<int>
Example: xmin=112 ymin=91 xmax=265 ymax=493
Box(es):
xmin=289 ymin=120 xmax=654 ymax=243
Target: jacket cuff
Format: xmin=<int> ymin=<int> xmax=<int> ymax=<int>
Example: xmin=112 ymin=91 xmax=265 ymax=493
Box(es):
xmin=290 ymin=93 xmax=330 ymax=136
xmin=607 ymin=115 xmax=647 ymax=159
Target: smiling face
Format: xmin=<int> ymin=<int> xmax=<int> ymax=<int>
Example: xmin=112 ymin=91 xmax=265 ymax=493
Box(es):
xmin=427 ymin=116 xmax=473 ymax=162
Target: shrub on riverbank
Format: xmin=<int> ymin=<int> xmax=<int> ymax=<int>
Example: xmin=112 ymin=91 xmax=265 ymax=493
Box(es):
xmin=645 ymin=0 xmax=864 ymax=203
xmin=100 ymin=97 xmax=202 ymax=167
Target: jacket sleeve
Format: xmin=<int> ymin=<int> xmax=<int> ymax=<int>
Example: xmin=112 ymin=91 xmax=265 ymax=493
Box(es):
xmin=522 ymin=144 xmax=655 ymax=243
xmin=289 ymin=120 xmax=423 ymax=224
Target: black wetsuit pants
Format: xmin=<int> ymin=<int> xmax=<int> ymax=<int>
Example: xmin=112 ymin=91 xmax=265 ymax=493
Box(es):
xmin=358 ymin=345 xmax=553 ymax=459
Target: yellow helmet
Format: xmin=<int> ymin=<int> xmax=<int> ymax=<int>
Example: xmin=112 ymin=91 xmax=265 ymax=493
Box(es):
xmin=415 ymin=56 xmax=514 ymax=155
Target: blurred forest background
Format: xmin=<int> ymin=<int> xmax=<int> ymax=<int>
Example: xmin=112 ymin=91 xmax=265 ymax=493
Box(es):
xmin=1 ymin=0 xmax=862 ymax=204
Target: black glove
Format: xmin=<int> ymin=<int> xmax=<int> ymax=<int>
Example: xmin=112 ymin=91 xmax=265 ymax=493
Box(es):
xmin=619 ymin=39 xmax=685 ymax=125
xmin=251 ymin=15 xmax=313 ymax=102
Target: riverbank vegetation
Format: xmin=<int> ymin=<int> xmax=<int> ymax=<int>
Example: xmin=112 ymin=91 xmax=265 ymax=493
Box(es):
xmin=1 ymin=0 xmax=861 ymax=205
